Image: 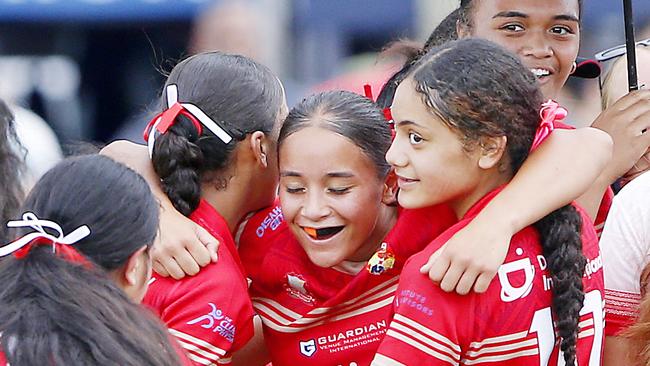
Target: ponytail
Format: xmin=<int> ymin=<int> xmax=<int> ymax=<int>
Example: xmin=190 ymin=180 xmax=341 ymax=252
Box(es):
xmin=148 ymin=52 xmax=284 ymax=217
xmin=534 ymin=206 xmax=586 ymax=365
xmin=0 ymin=249 xmax=181 ymax=366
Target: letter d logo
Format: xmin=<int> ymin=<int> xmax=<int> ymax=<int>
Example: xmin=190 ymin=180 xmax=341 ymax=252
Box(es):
xmin=299 ymin=339 xmax=317 ymax=357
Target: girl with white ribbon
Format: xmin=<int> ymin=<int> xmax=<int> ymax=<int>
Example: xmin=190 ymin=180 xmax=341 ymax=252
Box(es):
xmin=0 ymin=155 xmax=187 ymax=366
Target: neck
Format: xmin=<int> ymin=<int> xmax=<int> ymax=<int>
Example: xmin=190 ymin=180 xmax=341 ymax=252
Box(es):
xmin=450 ymin=170 xmax=511 ymax=219
xmin=347 ymin=204 xmax=398 ymax=262
xmin=201 ymin=182 xmax=253 ymax=234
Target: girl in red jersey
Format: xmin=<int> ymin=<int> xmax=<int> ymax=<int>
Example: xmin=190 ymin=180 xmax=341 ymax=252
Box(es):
xmin=378 ymin=1 xmax=650 ymax=286
xmin=236 ymin=85 xmax=610 ymax=366
xmin=140 ymin=51 xmax=287 ymax=366
xmin=373 ymin=38 xmax=605 ymax=366
xmin=0 ymin=155 xmax=185 ymax=366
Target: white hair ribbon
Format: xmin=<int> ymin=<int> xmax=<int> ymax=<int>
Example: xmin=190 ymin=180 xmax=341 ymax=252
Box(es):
xmin=146 ymin=84 xmax=233 ymax=158
xmin=0 ymin=212 xmax=91 ymax=257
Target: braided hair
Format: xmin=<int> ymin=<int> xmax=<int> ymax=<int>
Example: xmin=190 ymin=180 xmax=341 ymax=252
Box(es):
xmin=407 ymin=38 xmax=586 ymax=364
xmin=150 ymin=51 xmax=284 ymax=216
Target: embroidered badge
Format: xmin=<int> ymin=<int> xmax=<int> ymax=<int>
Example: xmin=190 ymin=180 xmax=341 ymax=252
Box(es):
xmin=284 ymin=273 xmax=315 ymax=305
xmin=367 ymin=242 xmax=395 ymax=275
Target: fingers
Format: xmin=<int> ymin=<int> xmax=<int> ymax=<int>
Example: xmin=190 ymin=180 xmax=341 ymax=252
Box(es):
xmin=154 ymin=252 xmax=186 ymax=280
xmin=196 ymin=225 xmax=219 ymax=263
xmin=439 ymin=261 xmax=466 ymax=293
xmin=185 ymin=226 xmax=213 ymax=268
xmin=454 ymin=267 xmax=480 ymax=295
xmin=152 ymin=259 xmax=170 ymax=277
xmin=173 ymin=248 xmax=201 ymax=277
xmin=613 ymin=89 xmax=650 ymax=111
xmin=421 ymin=247 xmax=449 ymax=284
xmin=473 ymin=271 xmax=497 ymax=294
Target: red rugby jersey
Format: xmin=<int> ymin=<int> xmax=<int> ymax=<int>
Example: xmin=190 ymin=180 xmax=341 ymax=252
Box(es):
xmin=554 ymin=120 xmax=612 ymax=238
xmin=373 ymin=188 xmax=605 ymax=366
xmin=238 ymin=203 xmax=456 ymax=366
xmin=144 ymin=199 xmax=254 ymax=366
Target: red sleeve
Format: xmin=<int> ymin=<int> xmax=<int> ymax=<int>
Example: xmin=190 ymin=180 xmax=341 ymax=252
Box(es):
xmin=595 ymin=187 xmax=613 ymax=238
xmin=605 ymin=289 xmax=641 ymax=336
xmin=373 ymin=251 xmax=474 ymax=366
xmin=145 ymin=266 xmax=255 ymax=365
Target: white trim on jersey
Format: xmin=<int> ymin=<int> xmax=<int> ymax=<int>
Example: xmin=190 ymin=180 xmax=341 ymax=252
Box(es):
xmin=255 ymin=295 xmax=394 ymax=333
xmin=383 ymin=329 xmax=459 ymax=365
xmin=251 ymin=276 xmax=399 ymax=330
xmin=169 ymin=328 xmax=228 ymax=365
xmin=371 ymin=353 xmax=408 ymax=366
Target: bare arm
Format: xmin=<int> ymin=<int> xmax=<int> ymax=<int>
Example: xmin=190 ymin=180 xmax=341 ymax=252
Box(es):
xmin=422 ymin=127 xmax=613 ymax=294
xmin=604 ymin=336 xmax=633 ymax=366
xmin=100 ymin=140 xmax=218 ymax=279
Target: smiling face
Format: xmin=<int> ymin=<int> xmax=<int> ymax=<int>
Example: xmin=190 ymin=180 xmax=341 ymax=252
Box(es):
xmin=279 ymin=126 xmax=391 ymax=268
xmin=386 ymin=78 xmax=487 ymax=217
xmin=463 ymin=0 xmax=580 ymax=99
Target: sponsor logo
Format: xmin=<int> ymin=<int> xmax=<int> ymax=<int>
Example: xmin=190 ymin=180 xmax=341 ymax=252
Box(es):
xmin=285 ymin=273 xmax=315 ymax=305
xmin=256 ymin=206 xmax=283 ymax=237
xmin=498 ymin=248 xmax=535 ymax=302
xmin=299 ymin=339 xmax=317 ymax=357
xmin=584 ymin=251 xmax=603 ymax=279
xmin=187 ymin=303 xmax=236 ymax=343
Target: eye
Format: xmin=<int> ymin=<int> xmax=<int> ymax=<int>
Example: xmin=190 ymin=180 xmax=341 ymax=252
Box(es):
xmin=285 ymin=186 xmax=305 ymax=194
xmin=501 ymin=23 xmax=525 ymax=32
xmin=327 ymin=187 xmax=351 ymax=195
xmin=408 ymin=132 xmax=424 ymax=145
xmin=550 ymin=26 xmax=573 ymax=36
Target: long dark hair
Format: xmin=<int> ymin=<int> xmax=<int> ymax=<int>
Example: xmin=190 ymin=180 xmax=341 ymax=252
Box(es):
xmin=0 ymin=100 xmax=24 ymax=244
xmin=408 ymin=38 xmax=586 ymax=364
xmin=279 ymin=90 xmax=392 ymax=179
xmin=0 ymin=155 xmax=182 ymax=366
xmin=151 ymin=51 xmax=284 ymax=216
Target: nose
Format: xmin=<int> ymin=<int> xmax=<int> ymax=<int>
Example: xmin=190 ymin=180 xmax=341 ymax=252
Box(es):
xmin=521 ymin=32 xmax=553 ymax=59
xmin=386 ymin=138 xmax=407 ymax=168
xmin=301 ymin=190 xmax=330 ymax=221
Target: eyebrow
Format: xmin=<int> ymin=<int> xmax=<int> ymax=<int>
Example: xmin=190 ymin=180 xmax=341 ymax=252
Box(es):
xmin=493 ymin=11 xmax=579 ymax=23
xmin=396 ymin=120 xmax=422 ymax=128
xmin=327 ymin=172 xmax=355 ymax=178
xmin=280 ymin=171 xmax=355 ymax=178
xmin=280 ymin=171 xmax=301 ymax=177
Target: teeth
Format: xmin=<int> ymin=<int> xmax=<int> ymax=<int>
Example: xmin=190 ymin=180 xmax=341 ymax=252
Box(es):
xmin=530 ymin=68 xmax=550 ymax=78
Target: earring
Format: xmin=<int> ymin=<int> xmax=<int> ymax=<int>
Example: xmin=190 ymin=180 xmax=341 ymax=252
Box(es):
xmin=570 ymin=62 xmax=577 ymax=74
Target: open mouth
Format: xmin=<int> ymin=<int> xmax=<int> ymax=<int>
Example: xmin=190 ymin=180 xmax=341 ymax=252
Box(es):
xmin=530 ymin=68 xmax=551 ymax=80
xmin=302 ymin=226 xmax=345 ymax=240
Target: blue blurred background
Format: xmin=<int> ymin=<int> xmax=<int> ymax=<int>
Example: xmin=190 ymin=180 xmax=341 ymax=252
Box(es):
xmin=1 ymin=0 xmax=648 ymax=150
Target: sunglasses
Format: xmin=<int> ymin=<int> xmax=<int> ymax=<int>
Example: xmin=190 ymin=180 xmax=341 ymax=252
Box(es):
xmin=595 ymin=37 xmax=650 ymax=62
xmin=595 ymin=38 xmax=650 ymax=109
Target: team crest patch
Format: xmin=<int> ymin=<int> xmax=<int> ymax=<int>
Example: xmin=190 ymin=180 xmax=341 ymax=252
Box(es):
xmin=299 ymin=339 xmax=317 ymax=357
xmin=367 ymin=242 xmax=395 ymax=275
xmin=285 ymin=273 xmax=315 ymax=305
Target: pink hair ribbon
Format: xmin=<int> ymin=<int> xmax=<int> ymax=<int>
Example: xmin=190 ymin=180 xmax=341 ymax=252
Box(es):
xmin=2 ymin=212 xmax=92 ymax=266
xmin=530 ymin=100 xmax=567 ymax=152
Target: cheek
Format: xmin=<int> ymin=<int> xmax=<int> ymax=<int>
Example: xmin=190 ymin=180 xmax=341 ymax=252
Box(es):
xmin=279 ymin=192 xmax=300 ymax=222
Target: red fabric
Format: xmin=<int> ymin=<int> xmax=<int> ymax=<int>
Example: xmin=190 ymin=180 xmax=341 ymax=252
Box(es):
xmin=604 ymin=289 xmax=641 ymax=336
xmin=374 ymin=188 xmax=605 ymax=365
xmin=144 ymin=199 xmax=254 ymax=366
xmin=239 ymin=203 xmax=456 ymax=366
